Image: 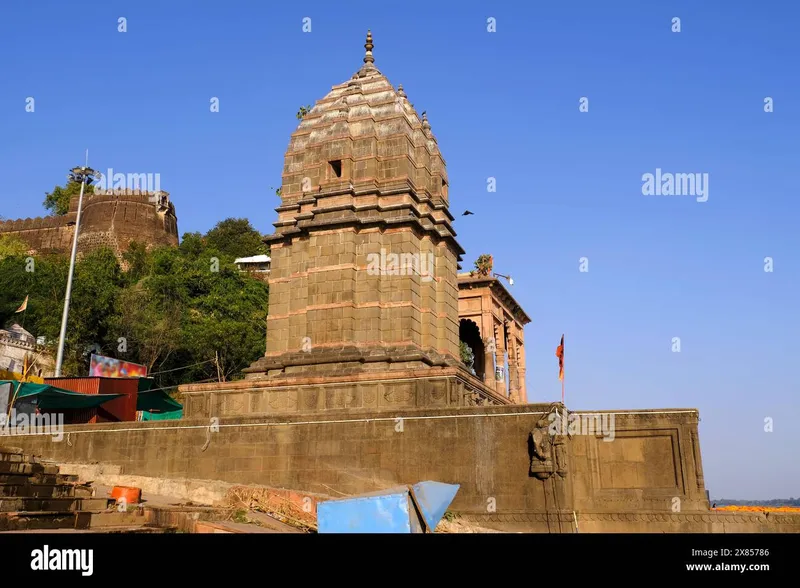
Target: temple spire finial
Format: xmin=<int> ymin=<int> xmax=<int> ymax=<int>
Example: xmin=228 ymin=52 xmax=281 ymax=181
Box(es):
xmin=364 ymin=30 xmax=374 ymax=64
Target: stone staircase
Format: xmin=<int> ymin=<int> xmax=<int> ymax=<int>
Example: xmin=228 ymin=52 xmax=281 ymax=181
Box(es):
xmin=0 ymin=447 xmax=174 ymax=533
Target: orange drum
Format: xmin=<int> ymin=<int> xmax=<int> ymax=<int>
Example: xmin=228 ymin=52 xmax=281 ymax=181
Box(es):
xmin=110 ymin=486 xmax=142 ymax=504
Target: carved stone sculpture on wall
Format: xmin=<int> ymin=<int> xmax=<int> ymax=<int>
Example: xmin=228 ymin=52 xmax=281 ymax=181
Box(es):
xmin=530 ymin=417 xmax=554 ymax=480
xmin=529 ymin=411 xmax=569 ymax=480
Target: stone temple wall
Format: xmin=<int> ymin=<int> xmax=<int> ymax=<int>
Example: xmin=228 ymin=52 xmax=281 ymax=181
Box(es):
xmin=0 ymin=189 xmax=178 ymax=258
xmin=266 ymin=227 xmax=459 ymax=359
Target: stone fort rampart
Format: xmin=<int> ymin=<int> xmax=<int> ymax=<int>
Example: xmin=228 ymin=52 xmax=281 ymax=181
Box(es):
xmin=0 ymin=188 xmax=178 ymax=258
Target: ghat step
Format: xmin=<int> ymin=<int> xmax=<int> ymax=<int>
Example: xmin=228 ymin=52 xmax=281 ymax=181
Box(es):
xmin=0 ymin=447 xmax=32 ymax=461
xmin=0 ymin=510 xmax=146 ymax=532
xmin=0 ymin=462 xmax=60 ymax=476
xmin=0 ymin=483 xmax=93 ymax=498
xmin=0 ymin=448 xmax=164 ymax=533
xmin=0 ymin=526 xmax=177 ymax=534
xmin=0 ymin=497 xmax=114 ymax=512
xmin=0 ymin=473 xmax=80 ymax=485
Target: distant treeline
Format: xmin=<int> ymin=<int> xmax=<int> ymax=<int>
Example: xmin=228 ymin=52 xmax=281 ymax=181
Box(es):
xmin=713 ymin=498 xmax=800 ymax=507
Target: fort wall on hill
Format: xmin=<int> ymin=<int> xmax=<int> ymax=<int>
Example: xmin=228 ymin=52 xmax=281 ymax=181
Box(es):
xmin=0 ymin=189 xmax=178 ymax=259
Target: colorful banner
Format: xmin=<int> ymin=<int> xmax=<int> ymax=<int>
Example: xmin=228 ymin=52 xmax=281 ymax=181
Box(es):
xmin=89 ymin=354 xmax=148 ymax=378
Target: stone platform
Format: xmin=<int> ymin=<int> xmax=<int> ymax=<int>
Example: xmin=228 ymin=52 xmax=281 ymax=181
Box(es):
xmin=180 ymin=365 xmax=509 ymax=419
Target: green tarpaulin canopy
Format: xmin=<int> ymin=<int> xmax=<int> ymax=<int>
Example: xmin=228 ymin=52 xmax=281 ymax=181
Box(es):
xmin=141 ymin=409 xmax=183 ymax=421
xmin=135 ymin=378 xmax=183 ymax=413
xmin=0 ymin=381 xmax=124 ymax=411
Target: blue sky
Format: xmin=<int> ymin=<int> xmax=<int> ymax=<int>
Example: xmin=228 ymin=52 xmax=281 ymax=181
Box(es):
xmin=1 ymin=0 xmax=798 ymax=500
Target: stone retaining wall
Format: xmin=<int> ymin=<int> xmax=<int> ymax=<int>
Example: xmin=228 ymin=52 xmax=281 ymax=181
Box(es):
xmin=5 ymin=404 xmax=792 ymax=532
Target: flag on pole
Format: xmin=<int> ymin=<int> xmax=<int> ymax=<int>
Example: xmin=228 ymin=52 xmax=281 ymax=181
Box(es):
xmin=15 ymin=296 xmax=28 ymax=313
xmin=555 ymin=334 xmax=564 ymax=381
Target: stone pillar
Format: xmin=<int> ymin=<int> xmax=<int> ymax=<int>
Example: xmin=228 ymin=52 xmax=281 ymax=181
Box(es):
xmin=481 ymin=310 xmax=496 ymax=392
xmin=517 ymin=337 xmax=527 ymax=403
xmin=494 ymin=320 xmax=507 ymax=398
xmin=507 ymin=320 xmax=520 ymax=403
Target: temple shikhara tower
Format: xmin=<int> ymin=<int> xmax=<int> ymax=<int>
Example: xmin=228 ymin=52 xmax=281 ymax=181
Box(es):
xmin=247 ymin=30 xmax=462 ymax=376
xmin=184 ymin=32 xmax=516 ymax=417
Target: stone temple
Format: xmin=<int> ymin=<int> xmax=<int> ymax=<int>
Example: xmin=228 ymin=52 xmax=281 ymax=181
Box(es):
xmin=185 ymin=30 xmax=514 ymax=417
xmin=10 ymin=32 xmax=800 ymax=533
xmin=251 ymin=29 xmax=464 ymax=377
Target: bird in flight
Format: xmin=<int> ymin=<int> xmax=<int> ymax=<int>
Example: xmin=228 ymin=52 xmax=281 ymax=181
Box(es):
xmin=462 ymin=210 xmax=474 ymax=216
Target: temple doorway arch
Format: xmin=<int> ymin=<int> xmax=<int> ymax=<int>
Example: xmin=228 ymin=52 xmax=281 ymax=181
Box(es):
xmin=459 ymin=318 xmax=486 ymax=381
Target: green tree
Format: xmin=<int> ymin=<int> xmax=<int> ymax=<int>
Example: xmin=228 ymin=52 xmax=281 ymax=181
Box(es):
xmin=178 ymin=232 xmax=206 ymax=258
xmin=0 ymin=234 xmax=29 ymax=260
xmin=0 ymin=253 xmax=67 ymax=335
xmin=114 ymin=282 xmax=183 ymax=372
xmin=204 ymin=218 xmax=267 ymax=259
xmin=43 ymin=179 xmax=94 ymax=216
xmin=182 ymin=255 xmax=269 ymax=381
xmin=142 ymin=240 xmax=269 ymax=384
xmin=122 ymin=241 xmax=152 ymax=284
xmin=58 ymin=247 xmax=125 ymax=375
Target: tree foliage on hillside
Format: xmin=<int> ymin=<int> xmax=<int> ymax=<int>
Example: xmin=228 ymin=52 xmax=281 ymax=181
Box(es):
xmin=204 ymin=218 xmax=269 ymax=259
xmin=43 ymin=178 xmax=95 ymax=216
xmin=715 ymin=498 xmax=800 ymax=507
xmin=0 ymin=234 xmax=29 ymax=259
xmin=0 ymin=219 xmax=269 ymax=387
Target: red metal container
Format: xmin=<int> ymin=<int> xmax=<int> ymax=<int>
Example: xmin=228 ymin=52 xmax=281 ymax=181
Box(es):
xmin=44 ymin=377 xmax=139 ymax=423
xmin=111 ymin=486 xmax=142 ymax=504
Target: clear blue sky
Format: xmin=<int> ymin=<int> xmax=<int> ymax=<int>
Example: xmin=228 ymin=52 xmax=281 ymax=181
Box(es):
xmin=1 ymin=0 xmax=798 ymax=501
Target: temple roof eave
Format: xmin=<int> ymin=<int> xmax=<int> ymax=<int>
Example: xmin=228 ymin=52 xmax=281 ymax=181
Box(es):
xmin=457 ymin=275 xmax=532 ymax=325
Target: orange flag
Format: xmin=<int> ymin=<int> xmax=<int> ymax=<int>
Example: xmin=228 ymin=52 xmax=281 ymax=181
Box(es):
xmin=555 ymin=335 xmax=564 ymax=381
xmin=15 ymin=296 xmax=28 ymax=313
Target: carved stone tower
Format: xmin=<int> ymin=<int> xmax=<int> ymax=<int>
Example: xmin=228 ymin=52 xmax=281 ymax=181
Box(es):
xmin=246 ymin=31 xmax=466 ymax=378
xmin=182 ymin=32 xmax=509 ymax=417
